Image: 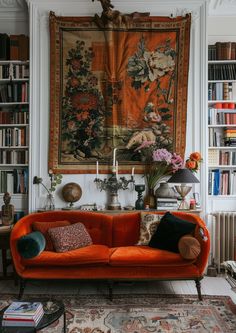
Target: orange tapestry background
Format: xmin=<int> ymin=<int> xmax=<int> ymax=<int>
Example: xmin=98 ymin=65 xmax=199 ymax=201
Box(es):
xmin=49 ymin=13 xmax=191 ymax=174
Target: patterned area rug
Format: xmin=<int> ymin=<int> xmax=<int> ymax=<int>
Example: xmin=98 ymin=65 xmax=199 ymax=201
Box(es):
xmin=0 ymin=294 xmax=236 ymax=333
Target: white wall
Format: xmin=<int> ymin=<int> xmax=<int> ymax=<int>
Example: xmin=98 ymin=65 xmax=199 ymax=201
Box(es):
xmin=208 ymin=16 xmax=236 ymax=43
xmin=25 ymin=0 xmax=207 ymax=213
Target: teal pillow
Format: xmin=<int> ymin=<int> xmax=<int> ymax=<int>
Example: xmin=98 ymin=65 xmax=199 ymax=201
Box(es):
xmin=17 ymin=231 xmax=46 ymax=259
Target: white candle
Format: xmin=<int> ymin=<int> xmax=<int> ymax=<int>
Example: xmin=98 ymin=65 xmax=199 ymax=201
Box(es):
xmin=131 ymin=167 xmax=135 ymax=177
xmin=96 ymin=160 xmax=99 ymax=178
xmin=116 ymin=160 xmax=118 ymax=177
xmin=113 ymin=148 xmax=117 ymax=168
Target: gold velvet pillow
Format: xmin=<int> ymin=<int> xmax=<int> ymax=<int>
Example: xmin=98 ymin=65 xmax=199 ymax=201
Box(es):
xmin=178 ymin=234 xmax=201 ymax=260
xmin=136 ymin=212 xmax=162 ymax=246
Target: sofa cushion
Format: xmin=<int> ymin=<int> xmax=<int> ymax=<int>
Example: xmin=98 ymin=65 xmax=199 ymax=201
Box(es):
xmin=21 ymin=245 xmax=109 ymax=266
xmin=17 ymin=231 xmax=46 ymax=259
xmin=149 ymin=212 xmax=196 ymax=253
xmin=137 ymin=212 xmax=162 ymax=245
xmin=178 ymin=234 xmax=201 ymax=260
xmin=109 ymin=246 xmax=196 ymax=266
xmin=48 ymin=222 xmax=92 ymax=253
xmin=32 ymin=220 xmax=71 ymax=251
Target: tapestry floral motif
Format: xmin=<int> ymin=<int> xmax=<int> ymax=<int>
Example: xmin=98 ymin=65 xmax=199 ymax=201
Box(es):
xmin=61 ymin=40 xmax=109 ymax=159
xmin=125 ymin=37 xmax=176 ymax=159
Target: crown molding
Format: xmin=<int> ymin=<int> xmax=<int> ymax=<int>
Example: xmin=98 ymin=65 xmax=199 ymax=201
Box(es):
xmin=0 ymin=0 xmax=28 ymax=20
xmin=209 ymin=0 xmax=236 ymax=16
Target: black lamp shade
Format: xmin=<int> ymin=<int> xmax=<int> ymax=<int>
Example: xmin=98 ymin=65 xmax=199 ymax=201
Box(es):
xmin=168 ymin=168 xmax=199 ymax=184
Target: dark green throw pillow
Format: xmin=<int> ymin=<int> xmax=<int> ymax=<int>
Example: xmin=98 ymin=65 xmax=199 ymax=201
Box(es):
xmin=148 ymin=212 xmax=196 ymax=253
xmin=17 ymin=231 xmax=46 ymax=259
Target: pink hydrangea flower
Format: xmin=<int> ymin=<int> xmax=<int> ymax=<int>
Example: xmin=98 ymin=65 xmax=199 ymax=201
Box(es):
xmin=171 ymin=153 xmax=184 ymax=171
xmin=152 ymin=148 xmax=172 ymax=164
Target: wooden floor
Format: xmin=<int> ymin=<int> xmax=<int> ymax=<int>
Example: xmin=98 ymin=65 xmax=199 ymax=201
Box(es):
xmin=0 ymin=276 xmax=236 ymax=303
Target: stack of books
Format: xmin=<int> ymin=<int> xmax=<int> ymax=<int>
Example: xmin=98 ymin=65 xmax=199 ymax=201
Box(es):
xmin=224 ymin=128 xmax=236 ymax=147
xmin=156 ymin=197 xmax=178 ymax=211
xmin=2 ymin=301 xmax=44 ymax=327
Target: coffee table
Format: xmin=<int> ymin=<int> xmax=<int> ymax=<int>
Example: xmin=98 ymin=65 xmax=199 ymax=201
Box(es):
xmin=0 ymin=299 xmax=66 ymax=333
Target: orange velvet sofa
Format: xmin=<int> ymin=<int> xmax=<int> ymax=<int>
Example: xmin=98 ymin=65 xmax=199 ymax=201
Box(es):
xmin=10 ymin=210 xmax=210 ymax=299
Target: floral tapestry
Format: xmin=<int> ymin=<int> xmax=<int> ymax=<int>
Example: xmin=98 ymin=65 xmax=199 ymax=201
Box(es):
xmin=49 ymin=12 xmax=191 ymax=174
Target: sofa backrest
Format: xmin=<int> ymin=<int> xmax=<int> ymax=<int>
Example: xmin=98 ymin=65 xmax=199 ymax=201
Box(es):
xmin=16 ymin=211 xmax=113 ymax=247
xmin=112 ymin=212 xmax=140 ymax=246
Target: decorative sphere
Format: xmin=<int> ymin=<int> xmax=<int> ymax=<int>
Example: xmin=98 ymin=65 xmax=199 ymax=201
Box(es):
xmin=62 ymin=182 xmax=82 ymax=204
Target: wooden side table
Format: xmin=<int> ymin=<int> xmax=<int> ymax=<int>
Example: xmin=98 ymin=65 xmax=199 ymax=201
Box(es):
xmin=0 ymin=227 xmax=14 ymax=280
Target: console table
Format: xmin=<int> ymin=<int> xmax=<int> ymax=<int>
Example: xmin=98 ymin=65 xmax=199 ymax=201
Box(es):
xmin=0 ymin=228 xmax=12 ymax=279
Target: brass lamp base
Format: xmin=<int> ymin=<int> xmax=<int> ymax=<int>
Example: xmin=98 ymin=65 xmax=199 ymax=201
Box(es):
xmin=174 ymin=185 xmax=192 ymax=210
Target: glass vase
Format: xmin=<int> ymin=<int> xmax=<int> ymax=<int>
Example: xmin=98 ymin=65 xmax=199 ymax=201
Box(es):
xmin=144 ymin=188 xmax=156 ymax=209
xmin=44 ymin=193 xmax=55 ymax=211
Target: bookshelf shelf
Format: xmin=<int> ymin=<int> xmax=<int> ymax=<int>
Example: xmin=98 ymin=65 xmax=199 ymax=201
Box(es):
xmin=0 ymin=164 xmax=28 ymax=166
xmin=208 ymin=80 xmax=236 ymax=83
xmin=208 ymin=100 xmax=236 ymax=103
xmin=209 ymin=165 xmax=236 ymax=168
xmin=0 ymin=61 xmax=29 ymax=65
xmin=208 ymin=124 xmax=236 ymax=128
xmin=0 ymin=124 xmax=28 ymax=127
xmin=209 ymin=146 xmax=236 ymax=149
xmin=0 ymin=146 xmax=29 ymax=149
xmin=0 ymin=102 xmax=29 ymax=106
xmin=208 ymin=60 xmax=236 ymax=64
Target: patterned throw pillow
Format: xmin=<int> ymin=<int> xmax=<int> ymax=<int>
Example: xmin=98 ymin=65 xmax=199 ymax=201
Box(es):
xmin=136 ymin=212 xmax=162 ymax=245
xmin=48 ymin=222 xmax=93 ymax=253
xmin=32 ymin=220 xmax=71 ymax=251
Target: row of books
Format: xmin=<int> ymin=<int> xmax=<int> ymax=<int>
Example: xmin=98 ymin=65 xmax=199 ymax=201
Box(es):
xmin=209 ymin=127 xmax=236 ymax=147
xmin=0 ymin=150 xmax=29 ymax=165
xmin=208 ymin=107 xmax=236 ymax=125
xmin=208 ymin=82 xmax=236 ymax=101
xmin=2 ymin=302 xmax=43 ymax=327
xmin=208 ymin=149 xmax=236 ymax=166
xmin=0 ymin=34 xmax=29 ymax=61
xmin=156 ymin=197 xmax=178 ymax=210
xmin=219 ymin=150 xmax=236 ymax=165
xmin=0 ymin=168 xmax=28 ymax=194
xmin=0 ymin=63 xmax=29 ymax=80
xmin=208 ymin=64 xmax=236 ymax=81
xmin=0 ymin=107 xmax=29 ymax=124
xmin=208 ymin=42 xmax=236 ymax=60
xmin=0 ymin=127 xmax=29 ymax=147
xmin=208 ymin=169 xmax=236 ymax=195
xmin=0 ymin=82 xmax=29 ymax=103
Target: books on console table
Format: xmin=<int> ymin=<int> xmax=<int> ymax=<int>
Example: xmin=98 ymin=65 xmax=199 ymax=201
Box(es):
xmin=156 ymin=197 xmax=178 ymax=210
xmin=2 ymin=302 xmax=44 ymax=327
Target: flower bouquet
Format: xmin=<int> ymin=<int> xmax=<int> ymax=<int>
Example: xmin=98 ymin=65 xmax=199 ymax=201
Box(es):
xmin=145 ymin=148 xmax=184 ymax=190
xmin=185 ymin=152 xmax=202 ymax=173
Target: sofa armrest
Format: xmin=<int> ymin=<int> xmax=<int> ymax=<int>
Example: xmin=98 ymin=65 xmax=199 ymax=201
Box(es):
xmin=10 ymin=214 xmax=36 ymax=276
xmin=172 ymin=212 xmax=210 ymax=275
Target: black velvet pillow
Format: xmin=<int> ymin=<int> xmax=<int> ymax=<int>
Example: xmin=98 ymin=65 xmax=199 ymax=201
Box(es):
xmin=148 ymin=212 xmax=196 ymax=253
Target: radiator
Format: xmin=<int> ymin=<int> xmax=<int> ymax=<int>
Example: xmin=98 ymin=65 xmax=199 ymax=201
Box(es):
xmin=208 ymin=212 xmax=236 ymax=273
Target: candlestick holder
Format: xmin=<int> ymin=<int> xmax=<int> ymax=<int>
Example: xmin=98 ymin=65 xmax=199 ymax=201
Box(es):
xmin=94 ymin=172 xmax=135 ymax=210
xmin=135 ymin=184 xmax=145 ymax=210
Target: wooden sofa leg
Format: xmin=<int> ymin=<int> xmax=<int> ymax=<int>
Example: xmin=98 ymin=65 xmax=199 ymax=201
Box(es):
xmin=195 ymin=278 xmax=203 ymax=301
xmin=18 ymin=278 xmax=26 ymax=299
xmin=108 ymin=280 xmax=114 ymax=301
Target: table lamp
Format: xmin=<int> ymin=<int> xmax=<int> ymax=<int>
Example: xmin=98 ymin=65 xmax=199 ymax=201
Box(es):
xmin=168 ymin=168 xmax=199 ymax=210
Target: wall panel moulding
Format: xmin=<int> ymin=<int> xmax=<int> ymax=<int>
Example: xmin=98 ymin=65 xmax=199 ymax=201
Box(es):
xmin=209 ymin=0 xmax=236 ymax=16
